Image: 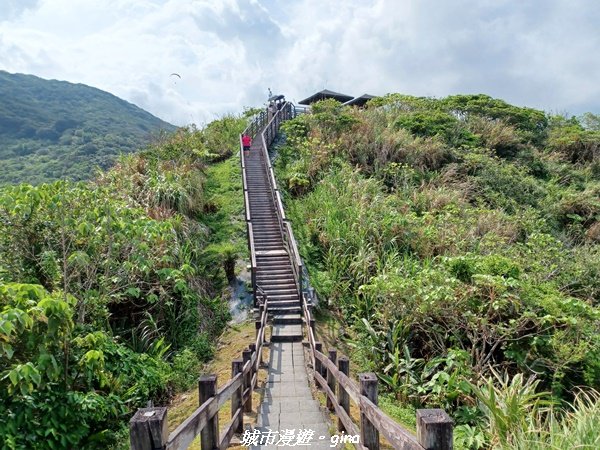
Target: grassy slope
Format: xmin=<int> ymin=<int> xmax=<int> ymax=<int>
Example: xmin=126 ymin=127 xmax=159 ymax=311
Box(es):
xmin=167 ymin=321 xmax=267 ymax=448
xmin=165 ymin=154 xmax=254 ymax=446
xmin=275 ymin=97 xmax=600 ymax=448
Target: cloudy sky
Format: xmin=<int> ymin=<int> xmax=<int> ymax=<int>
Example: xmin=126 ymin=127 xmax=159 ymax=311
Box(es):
xmin=1 ymin=0 xmax=598 ymax=126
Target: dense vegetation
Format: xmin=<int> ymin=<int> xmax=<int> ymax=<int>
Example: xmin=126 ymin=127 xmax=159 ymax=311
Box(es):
xmin=0 ymin=71 xmax=175 ymax=185
xmin=0 ymin=114 xmax=248 ymax=449
xmin=276 ymin=95 xmax=600 ymax=448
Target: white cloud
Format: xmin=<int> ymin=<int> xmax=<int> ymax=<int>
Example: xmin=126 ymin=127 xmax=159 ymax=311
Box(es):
xmin=0 ymin=0 xmax=598 ymax=126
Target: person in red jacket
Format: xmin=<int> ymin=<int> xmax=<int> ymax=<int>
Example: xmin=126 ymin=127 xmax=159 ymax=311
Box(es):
xmin=242 ymin=134 xmax=252 ymax=151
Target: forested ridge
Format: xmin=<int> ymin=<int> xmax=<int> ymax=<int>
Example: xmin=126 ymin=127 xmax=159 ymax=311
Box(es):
xmin=276 ymin=95 xmax=600 ymax=449
xmin=0 ymin=71 xmax=175 ymax=185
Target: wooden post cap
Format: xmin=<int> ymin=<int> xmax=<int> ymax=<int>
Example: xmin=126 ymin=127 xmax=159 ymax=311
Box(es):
xmin=129 ymin=407 xmax=168 ymax=450
xmin=417 ymin=409 xmax=453 ymax=450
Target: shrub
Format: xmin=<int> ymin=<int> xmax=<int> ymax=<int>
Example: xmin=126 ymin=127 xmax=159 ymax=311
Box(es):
xmin=547 ymin=123 xmax=600 ymax=164
xmin=466 ymin=116 xmax=524 ymax=158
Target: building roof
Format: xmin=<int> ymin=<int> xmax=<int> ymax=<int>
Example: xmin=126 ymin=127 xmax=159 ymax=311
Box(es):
xmin=269 ymin=94 xmax=285 ymax=102
xmin=298 ymin=89 xmax=354 ymax=105
xmin=344 ymin=94 xmax=376 ymax=107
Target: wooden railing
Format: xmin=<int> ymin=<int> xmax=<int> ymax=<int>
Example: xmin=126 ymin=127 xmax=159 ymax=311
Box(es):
xmin=256 ymin=103 xmax=304 ymax=297
xmin=240 ymin=102 xmax=303 ymax=298
xmin=301 ymin=292 xmax=453 ymax=450
xmin=241 ymin=111 xmax=265 ymax=303
xmin=130 ymin=300 xmax=269 ymax=450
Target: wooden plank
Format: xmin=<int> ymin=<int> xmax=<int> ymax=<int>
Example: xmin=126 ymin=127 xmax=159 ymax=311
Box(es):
xmin=216 ymin=373 xmax=243 ymax=410
xmin=166 ymin=397 xmax=218 ymax=450
xmin=247 ymin=223 xmax=256 ymax=269
xmin=359 ymin=395 xmax=423 ymax=450
xmin=219 ymin=409 xmax=242 ymax=450
xmin=285 ymin=221 xmax=302 ymax=268
xmin=314 ymin=370 xmax=328 ymax=391
xmin=244 ymin=190 xmax=251 ymax=222
xmin=275 ymin=190 xmax=286 ymax=220
xmin=255 ymin=250 xmax=287 ymax=256
xmin=242 ymin=168 xmax=248 ymax=191
xmin=315 ymin=351 xmax=360 ymax=403
xmin=242 ymin=387 xmax=251 ymax=404
xmin=239 ymin=139 xmax=245 ymax=169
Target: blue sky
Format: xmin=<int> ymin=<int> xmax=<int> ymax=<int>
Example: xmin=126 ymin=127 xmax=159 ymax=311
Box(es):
xmin=1 ymin=0 xmax=598 ymax=126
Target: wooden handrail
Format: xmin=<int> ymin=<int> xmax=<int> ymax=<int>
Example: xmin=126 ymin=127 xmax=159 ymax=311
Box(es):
xmin=301 ymin=289 xmax=454 ymax=450
xmin=163 ymin=373 xmax=241 ymax=450
xmin=131 ymin=295 xmax=270 ymax=450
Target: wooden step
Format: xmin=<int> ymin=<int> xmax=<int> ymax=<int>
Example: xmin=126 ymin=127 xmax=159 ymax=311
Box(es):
xmin=267 ymin=303 xmax=301 ymax=313
xmin=262 ymin=287 xmax=298 ymax=296
xmin=271 ymin=324 xmax=303 ymax=343
xmin=256 ymin=275 xmax=295 ymax=282
xmin=265 ymin=293 xmax=299 ymax=301
xmin=268 ymin=299 xmax=300 ymax=309
xmin=272 ymin=314 xmax=302 ymax=325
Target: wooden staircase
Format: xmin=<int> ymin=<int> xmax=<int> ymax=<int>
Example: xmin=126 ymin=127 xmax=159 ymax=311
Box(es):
xmin=245 ymin=137 xmax=303 ymax=343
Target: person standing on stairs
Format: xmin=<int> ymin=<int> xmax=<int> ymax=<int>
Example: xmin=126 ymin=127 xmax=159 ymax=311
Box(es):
xmin=242 ymin=134 xmax=252 ymax=152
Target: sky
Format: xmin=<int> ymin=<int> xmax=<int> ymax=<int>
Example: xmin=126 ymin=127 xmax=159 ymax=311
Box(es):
xmin=0 ymin=0 xmax=598 ymax=126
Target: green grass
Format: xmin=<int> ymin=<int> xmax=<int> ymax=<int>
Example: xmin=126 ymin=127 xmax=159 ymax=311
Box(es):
xmin=201 ymin=156 xmax=247 ymax=257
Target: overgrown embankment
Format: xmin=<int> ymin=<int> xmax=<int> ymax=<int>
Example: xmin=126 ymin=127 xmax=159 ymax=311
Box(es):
xmin=275 ymin=96 xmax=600 ymax=449
xmin=0 ymin=114 xmax=250 ymax=449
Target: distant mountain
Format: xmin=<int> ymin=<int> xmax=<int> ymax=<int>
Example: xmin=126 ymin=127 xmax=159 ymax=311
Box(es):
xmin=0 ymin=71 xmax=176 ymax=185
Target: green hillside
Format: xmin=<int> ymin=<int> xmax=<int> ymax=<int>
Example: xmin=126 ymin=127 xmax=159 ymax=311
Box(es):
xmin=0 ymin=113 xmax=249 ymax=449
xmin=0 ymin=71 xmax=176 ymax=185
xmin=276 ymin=95 xmax=600 ymax=449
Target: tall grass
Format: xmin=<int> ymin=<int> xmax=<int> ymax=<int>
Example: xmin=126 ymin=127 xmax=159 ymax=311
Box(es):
xmin=503 ymin=389 xmax=600 ymax=449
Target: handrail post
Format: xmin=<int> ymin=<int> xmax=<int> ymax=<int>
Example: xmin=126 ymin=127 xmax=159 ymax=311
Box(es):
xmin=255 ymin=319 xmax=262 ymax=339
xmin=242 ymin=348 xmax=253 ymax=412
xmin=232 ymin=359 xmax=244 ymax=434
xmin=298 ymin=262 xmax=303 ymax=297
xmin=337 ymin=356 xmax=350 ymax=432
xmin=251 ymin=266 xmax=257 ymax=307
xmin=360 ymin=373 xmax=379 ymax=450
xmin=314 ymin=342 xmax=323 ymax=386
xmin=129 ymin=407 xmax=168 ymax=450
xmin=249 ymin=343 xmax=257 ymax=378
xmin=199 ymin=375 xmax=218 ymax=450
xmin=417 ymin=409 xmax=454 ymax=450
xmin=327 ymin=349 xmax=337 ymax=411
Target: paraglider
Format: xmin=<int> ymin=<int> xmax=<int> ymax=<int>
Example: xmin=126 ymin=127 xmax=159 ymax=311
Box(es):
xmin=170 ymin=73 xmax=181 ymax=86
